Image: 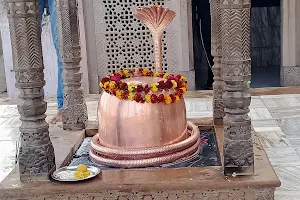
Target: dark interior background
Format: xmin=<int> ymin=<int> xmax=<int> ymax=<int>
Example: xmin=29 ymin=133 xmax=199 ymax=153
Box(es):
xmin=192 ymin=0 xmax=281 ymax=90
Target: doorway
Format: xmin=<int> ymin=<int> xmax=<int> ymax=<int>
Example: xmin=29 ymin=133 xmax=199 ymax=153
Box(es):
xmin=192 ymin=0 xmax=281 ymax=89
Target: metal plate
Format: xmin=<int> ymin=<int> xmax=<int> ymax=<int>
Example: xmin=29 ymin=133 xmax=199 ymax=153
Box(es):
xmin=51 ymin=165 xmax=101 ymax=182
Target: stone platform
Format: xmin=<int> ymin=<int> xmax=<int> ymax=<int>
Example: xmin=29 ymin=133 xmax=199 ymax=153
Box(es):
xmin=0 ymin=119 xmax=280 ymax=200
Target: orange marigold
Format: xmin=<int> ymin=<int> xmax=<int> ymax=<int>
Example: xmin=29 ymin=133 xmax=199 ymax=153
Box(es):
xmin=164 ymin=94 xmax=172 ymax=104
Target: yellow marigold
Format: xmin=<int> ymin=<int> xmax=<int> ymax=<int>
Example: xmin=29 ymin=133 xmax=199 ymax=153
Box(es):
xmin=135 ymin=68 xmax=139 ymax=73
xmin=163 ymin=73 xmax=169 ymax=79
xmin=155 ymin=2 xmax=159 ymax=7
xmin=175 ymin=95 xmax=180 ymax=103
xmin=103 ymin=82 xmax=109 ymax=89
xmin=164 ymin=94 xmax=172 ymax=105
xmin=180 ymin=76 xmax=187 ymax=82
xmin=109 ymin=81 xmax=116 ymax=89
xmin=181 ymin=87 xmax=187 ymax=93
xmin=124 ymin=69 xmax=129 ymax=77
xmin=145 ymin=94 xmax=151 ymax=103
xmin=116 ymin=90 xmax=123 ymax=99
xmin=171 ymin=80 xmax=177 ymax=89
xmin=128 ymin=93 xmax=135 ymax=100
xmin=154 ymin=72 xmax=159 ymax=77
xmin=151 ymin=83 xmax=158 ymax=92
xmin=99 ymin=82 xmax=104 ymax=87
xmin=128 ymin=83 xmax=135 ymax=92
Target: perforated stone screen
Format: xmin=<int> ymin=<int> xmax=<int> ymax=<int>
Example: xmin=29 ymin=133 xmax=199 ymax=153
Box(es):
xmin=93 ymin=0 xmax=195 ymax=92
xmin=102 ymin=0 xmax=168 ymax=73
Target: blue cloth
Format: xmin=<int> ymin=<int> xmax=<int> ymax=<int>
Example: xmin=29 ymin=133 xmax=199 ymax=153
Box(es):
xmin=39 ymin=0 xmax=64 ymax=110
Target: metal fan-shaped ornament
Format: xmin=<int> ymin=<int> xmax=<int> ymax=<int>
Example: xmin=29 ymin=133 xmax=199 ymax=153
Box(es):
xmin=135 ymin=4 xmax=176 ymax=72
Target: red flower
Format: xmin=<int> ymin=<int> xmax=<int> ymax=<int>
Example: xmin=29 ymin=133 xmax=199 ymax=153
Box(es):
xmin=120 ymin=82 xmax=128 ymax=90
xmin=158 ymin=81 xmax=165 ymax=90
xmin=123 ymin=90 xmax=129 ymax=99
xmin=147 ymin=71 xmax=153 ymax=76
xmin=134 ymin=93 xmax=142 ymax=102
xmin=165 ymin=80 xmax=173 ymax=90
xmin=158 ymin=94 xmax=164 ymax=103
xmin=169 ymin=94 xmax=176 ymax=103
xmin=177 ymin=89 xmax=183 ymax=97
xmin=144 ymin=84 xmax=151 ymax=94
xmin=136 ymin=85 xmax=143 ymax=93
xmin=151 ymin=94 xmax=157 ymax=103
xmin=168 ymin=75 xmax=175 ymax=81
xmin=102 ymin=77 xmax=110 ymax=83
xmin=139 ymin=68 xmax=144 ymax=74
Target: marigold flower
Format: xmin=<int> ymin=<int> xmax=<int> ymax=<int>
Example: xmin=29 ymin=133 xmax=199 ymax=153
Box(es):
xmin=103 ymin=82 xmax=109 ymax=89
xmin=154 ymin=72 xmax=159 ymax=77
xmin=180 ymin=76 xmax=187 ymax=82
xmin=171 ymin=80 xmax=177 ymax=89
xmin=128 ymin=93 xmax=135 ymax=100
xmin=163 ymin=73 xmax=169 ymax=79
xmin=99 ymin=82 xmax=104 ymax=87
xmin=142 ymin=68 xmax=149 ymax=76
xmin=151 ymin=83 xmax=158 ymax=92
xmin=181 ymin=87 xmax=187 ymax=93
xmin=175 ymin=95 xmax=180 ymax=103
xmin=164 ymin=94 xmax=172 ymax=104
xmin=109 ymin=81 xmax=116 ymax=88
xmin=128 ymin=83 xmax=135 ymax=92
xmin=124 ymin=69 xmax=129 ymax=77
xmin=145 ymin=94 xmax=151 ymax=103
xmin=116 ymin=90 xmax=123 ymax=99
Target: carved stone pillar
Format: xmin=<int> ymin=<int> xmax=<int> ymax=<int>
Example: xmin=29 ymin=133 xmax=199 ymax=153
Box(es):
xmin=5 ymin=0 xmax=56 ymax=181
xmin=210 ymin=0 xmax=225 ymax=125
xmin=56 ymin=0 xmax=88 ymax=130
xmin=220 ymin=0 xmax=254 ymax=176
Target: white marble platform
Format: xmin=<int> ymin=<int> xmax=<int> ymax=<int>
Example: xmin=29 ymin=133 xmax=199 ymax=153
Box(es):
xmin=1 ymin=93 xmax=300 ymax=200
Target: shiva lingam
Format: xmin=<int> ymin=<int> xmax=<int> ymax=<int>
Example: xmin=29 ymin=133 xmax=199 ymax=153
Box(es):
xmin=89 ymin=4 xmax=201 ymax=168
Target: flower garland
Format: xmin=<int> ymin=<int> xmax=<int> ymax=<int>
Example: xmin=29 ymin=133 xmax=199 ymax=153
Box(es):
xmin=99 ymin=68 xmax=188 ymax=104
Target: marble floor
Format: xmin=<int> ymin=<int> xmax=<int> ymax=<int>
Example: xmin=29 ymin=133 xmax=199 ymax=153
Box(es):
xmin=1 ymin=93 xmax=300 ymax=200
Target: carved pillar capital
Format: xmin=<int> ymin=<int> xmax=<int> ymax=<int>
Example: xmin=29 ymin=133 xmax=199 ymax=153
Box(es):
xmin=56 ymin=0 xmax=88 ymax=130
xmin=5 ymin=0 xmax=56 ymax=181
xmin=220 ymin=0 xmax=254 ymax=175
xmin=211 ymin=0 xmax=225 ymax=124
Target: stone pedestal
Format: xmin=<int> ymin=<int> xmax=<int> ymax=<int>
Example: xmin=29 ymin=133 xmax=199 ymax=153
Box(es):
xmin=5 ymin=0 xmax=55 ymax=181
xmin=56 ymin=0 xmax=88 ymax=130
xmin=220 ymin=0 xmax=254 ymax=176
xmin=211 ymin=0 xmax=225 ymax=125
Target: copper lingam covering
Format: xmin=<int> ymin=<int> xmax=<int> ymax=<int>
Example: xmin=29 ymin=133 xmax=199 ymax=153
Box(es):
xmin=90 ymin=4 xmax=200 ymax=168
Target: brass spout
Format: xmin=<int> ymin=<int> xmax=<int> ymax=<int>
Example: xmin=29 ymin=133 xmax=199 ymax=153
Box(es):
xmin=135 ymin=5 xmax=176 ymax=73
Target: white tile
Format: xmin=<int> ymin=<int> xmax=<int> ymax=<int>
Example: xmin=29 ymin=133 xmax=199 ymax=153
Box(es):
xmin=274 ymin=166 xmax=300 ymax=191
xmin=252 ymin=119 xmax=282 ymax=132
xmin=249 ymin=98 xmax=266 ymax=108
xmin=257 ymin=131 xmax=291 ymax=148
xmin=249 ymin=108 xmax=273 ymax=120
xmin=265 ymin=147 xmax=300 ymax=167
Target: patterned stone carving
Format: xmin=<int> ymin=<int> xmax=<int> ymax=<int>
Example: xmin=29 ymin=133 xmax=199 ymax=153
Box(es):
xmin=5 ymin=0 xmax=56 ymax=181
xmin=220 ymin=0 xmax=254 ymax=175
xmin=56 ymin=0 xmax=88 ymax=130
xmin=3 ymin=188 xmax=275 ymax=200
xmin=92 ymin=0 xmax=196 ymax=91
xmin=211 ymin=0 xmax=225 ymax=124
